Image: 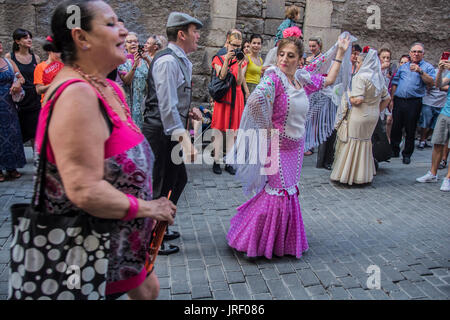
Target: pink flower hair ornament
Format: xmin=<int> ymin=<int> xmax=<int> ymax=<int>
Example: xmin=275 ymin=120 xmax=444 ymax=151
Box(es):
xmin=282 ymin=26 xmax=303 ymax=39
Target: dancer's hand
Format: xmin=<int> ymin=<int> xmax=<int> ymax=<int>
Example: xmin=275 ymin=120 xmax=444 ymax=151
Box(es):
xmin=337 ymin=35 xmax=351 ymax=53
xmin=141 ymin=198 xmax=177 ymax=225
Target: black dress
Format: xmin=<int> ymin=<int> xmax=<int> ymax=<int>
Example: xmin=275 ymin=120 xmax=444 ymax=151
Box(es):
xmin=0 ymin=59 xmax=26 ymax=171
xmin=10 ymin=51 xmax=41 ymax=143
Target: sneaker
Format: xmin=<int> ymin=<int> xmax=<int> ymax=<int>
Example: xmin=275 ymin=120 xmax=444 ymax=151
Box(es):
xmin=424 ymin=141 xmax=432 ymax=148
xmin=440 ymin=178 xmax=450 ymax=192
xmin=416 ymin=171 xmax=438 ymax=183
xmin=418 ymin=141 xmax=425 ymax=149
xmin=438 ymin=160 xmax=447 ymax=170
xmin=403 ymin=157 xmax=411 ymax=165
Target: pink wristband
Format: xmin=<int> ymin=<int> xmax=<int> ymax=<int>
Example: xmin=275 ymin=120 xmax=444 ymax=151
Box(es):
xmin=122 ymin=194 xmax=139 ymax=221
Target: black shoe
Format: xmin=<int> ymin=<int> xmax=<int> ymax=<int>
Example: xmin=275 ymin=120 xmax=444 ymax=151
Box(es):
xmin=158 ymin=244 xmax=179 ymax=255
xmin=213 ymin=162 xmax=222 ymax=174
xmin=403 ymin=157 xmax=411 ymax=165
xmin=164 ymin=229 xmax=180 ymax=241
xmin=325 ymin=164 xmax=332 ymax=171
xmin=225 ymin=165 xmax=236 ymax=175
xmin=391 ymin=151 xmax=400 ymax=158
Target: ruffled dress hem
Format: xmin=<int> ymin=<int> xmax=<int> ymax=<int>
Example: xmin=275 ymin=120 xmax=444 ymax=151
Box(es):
xmin=227 ymin=187 xmax=309 ymax=260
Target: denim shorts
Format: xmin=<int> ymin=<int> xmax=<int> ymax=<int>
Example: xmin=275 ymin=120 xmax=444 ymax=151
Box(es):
xmin=431 ymin=114 xmax=450 ymax=147
xmin=419 ymin=104 xmax=442 ymax=129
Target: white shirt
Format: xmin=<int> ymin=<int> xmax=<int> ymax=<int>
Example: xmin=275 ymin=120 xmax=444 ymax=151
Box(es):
xmin=284 ymin=84 xmax=310 ymax=140
xmin=152 ymin=43 xmax=193 ymax=135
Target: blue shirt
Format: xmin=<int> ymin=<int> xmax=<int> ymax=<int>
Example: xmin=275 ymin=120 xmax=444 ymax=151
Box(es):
xmin=275 ymin=19 xmax=295 ymax=44
xmin=392 ymin=60 xmax=436 ymax=98
xmin=442 ymin=73 xmax=450 ymax=117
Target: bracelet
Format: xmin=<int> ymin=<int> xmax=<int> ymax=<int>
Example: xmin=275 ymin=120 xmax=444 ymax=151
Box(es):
xmin=333 ymin=59 xmax=343 ymax=63
xmin=122 ymin=194 xmax=139 ymax=221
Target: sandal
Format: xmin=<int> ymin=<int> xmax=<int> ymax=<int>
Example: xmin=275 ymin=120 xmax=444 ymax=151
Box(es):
xmin=304 ymin=149 xmax=313 ymax=156
xmin=6 ymin=170 xmax=22 ymax=180
xmin=439 ymin=160 xmax=447 ymax=170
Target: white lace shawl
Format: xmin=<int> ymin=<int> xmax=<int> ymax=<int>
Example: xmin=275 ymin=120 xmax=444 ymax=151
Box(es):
xmin=227 ymin=32 xmax=357 ymax=196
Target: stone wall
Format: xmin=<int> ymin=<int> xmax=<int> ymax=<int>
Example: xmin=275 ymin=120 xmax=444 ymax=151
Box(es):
xmin=0 ymin=0 xmax=448 ymax=107
xmin=236 ymin=0 xmax=306 ymax=54
xmin=330 ymin=0 xmax=449 ymax=66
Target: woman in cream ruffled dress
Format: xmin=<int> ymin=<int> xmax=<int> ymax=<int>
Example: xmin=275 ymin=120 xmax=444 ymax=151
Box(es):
xmin=331 ymin=49 xmax=391 ymax=185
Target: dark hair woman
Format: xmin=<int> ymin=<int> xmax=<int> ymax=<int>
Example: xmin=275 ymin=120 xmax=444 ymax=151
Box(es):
xmin=0 ymin=40 xmax=26 ymax=182
xmin=227 ymin=35 xmax=351 ymax=259
xmin=9 ymin=0 xmax=176 ymax=300
xmin=244 ymin=34 xmax=265 ymax=97
xmin=5 ymin=28 xmax=41 ymax=145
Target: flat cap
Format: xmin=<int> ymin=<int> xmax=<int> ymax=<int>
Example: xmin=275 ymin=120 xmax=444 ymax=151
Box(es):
xmin=166 ymin=12 xmax=203 ymax=29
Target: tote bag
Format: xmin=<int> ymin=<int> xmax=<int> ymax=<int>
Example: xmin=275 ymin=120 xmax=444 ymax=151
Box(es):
xmin=8 ymin=81 xmax=114 ymax=300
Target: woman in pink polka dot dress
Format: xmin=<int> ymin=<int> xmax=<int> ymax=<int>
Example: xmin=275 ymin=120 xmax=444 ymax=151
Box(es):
xmin=227 ymin=35 xmax=352 ymax=259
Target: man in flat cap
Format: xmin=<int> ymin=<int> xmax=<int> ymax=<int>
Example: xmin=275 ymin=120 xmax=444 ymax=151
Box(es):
xmin=142 ymin=12 xmax=203 ymax=254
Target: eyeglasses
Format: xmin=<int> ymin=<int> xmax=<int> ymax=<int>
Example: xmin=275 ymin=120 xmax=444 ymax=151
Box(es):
xmin=410 ymin=50 xmax=423 ymax=54
xmin=229 ymin=43 xmax=241 ymax=48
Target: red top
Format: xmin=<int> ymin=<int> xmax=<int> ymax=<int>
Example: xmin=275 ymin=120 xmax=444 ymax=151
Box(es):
xmin=211 ymin=55 xmax=247 ymax=131
xmin=42 ymin=61 xmax=64 ymax=85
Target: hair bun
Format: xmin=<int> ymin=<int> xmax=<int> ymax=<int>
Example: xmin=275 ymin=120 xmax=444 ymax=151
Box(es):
xmin=50 ymin=34 xmax=64 ymax=53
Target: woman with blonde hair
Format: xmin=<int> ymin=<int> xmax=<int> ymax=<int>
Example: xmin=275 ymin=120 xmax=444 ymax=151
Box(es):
xmin=274 ymin=5 xmax=301 ymax=45
xmin=211 ymin=31 xmax=248 ymax=175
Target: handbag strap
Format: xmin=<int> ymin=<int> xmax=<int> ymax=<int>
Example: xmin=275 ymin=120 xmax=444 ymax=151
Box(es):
xmin=32 ymin=79 xmax=112 ymax=210
xmin=4 ymin=58 xmax=14 ymax=74
xmin=31 ymin=80 xmax=72 ymax=210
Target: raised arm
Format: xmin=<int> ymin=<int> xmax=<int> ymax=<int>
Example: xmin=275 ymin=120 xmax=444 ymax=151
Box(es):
xmin=436 ymin=60 xmax=450 ymax=88
xmin=324 ymin=35 xmax=351 ymax=87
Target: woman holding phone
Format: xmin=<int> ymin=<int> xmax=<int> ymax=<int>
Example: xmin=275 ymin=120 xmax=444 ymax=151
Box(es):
xmin=119 ymin=32 xmax=150 ymax=129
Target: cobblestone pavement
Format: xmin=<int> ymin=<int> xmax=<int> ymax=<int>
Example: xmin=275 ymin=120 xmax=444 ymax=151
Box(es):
xmin=0 ymin=146 xmax=449 ymax=300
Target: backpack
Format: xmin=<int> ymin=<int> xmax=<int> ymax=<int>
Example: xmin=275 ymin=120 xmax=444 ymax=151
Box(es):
xmin=208 ymin=56 xmax=237 ymax=106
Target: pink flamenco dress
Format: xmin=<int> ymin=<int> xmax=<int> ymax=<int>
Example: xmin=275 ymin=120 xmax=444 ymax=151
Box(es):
xmin=226 ymin=32 xmax=355 ymax=259
xmin=226 ymin=67 xmax=325 ymax=259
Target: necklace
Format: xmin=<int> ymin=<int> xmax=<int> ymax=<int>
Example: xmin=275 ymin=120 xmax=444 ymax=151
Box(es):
xmin=72 ymin=65 xmax=141 ymax=134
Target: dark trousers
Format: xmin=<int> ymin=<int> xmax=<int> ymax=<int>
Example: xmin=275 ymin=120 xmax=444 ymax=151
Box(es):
xmin=390 ymin=97 xmax=422 ymax=158
xmin=316 ymin=130 xmax=336 ymax=168
xmin=142 ymin=123 xmax=187 ymax=205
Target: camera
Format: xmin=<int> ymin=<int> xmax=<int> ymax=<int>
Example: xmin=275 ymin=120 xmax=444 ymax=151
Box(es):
xmin=138 ymin=44 xmax=145 ymax=56
xmin=233 ymin=49 xmax=245 ymax=61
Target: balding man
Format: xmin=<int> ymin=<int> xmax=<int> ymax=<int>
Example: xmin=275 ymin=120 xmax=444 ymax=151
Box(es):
xmin=390 ymin=43 xmax=436 ymax=164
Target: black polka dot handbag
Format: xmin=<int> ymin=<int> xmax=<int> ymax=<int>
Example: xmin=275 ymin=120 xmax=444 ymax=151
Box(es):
xmin=8 ymin=82 xmax=114 ymax=300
